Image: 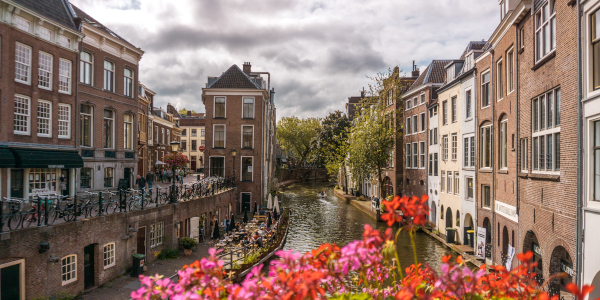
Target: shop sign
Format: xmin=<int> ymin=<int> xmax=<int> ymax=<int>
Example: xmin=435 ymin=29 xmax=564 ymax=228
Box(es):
xmin=476 ymin=227 xmax=486 ymax=259
xmin=48 ymin=165 xmax=65 ymax=169
xmin=532 ymin=242 xmax=541 ymax=257
xmin=32 ymin=188 xmax=53 ymax=196
xmin=561 ymin=260 xmax=573 ymax=277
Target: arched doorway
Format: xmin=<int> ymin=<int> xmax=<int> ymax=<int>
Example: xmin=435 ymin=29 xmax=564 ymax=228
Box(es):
xmin=483 ymin=217 xmax=492 ymax=259
xmin=445 ymin=207 xmax=453 ymax=229
xmin=383 ymin=177 xmax=393 ymax=198
xmin=430 ymin=202 xmax=437 ymax=227
xmin=523 ymin=230 xmax=544 ymax=285
xmin=548 ymin=246 xmax=573 ymax=297
xmin=502 ymin=226 xmax=509 ymax=266
xmin=464 ymin=214 xmax=474 ymax=247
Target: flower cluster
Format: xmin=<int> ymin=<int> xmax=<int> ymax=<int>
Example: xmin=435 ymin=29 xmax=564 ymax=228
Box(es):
xmin=132 ymin=195 xmax=595 ymax=300
xmin=164 ymin=152 xmax=190 ymax=168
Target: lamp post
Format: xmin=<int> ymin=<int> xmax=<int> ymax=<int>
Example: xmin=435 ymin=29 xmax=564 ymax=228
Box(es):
xmin=231 ymin=148 xmax=237 ymax=186
xmin=169 ymin=140 xmax=180 ymax=204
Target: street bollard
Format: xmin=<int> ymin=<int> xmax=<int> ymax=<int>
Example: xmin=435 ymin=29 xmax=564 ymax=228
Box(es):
xmin=141 ymin=189 xmax=145 ymax=210
xmin=44 ymin=197 xmax=49 ymax=226
xmin=98 ymin=192 xmax=103 ymax=217
xmin=37 ymin=196 xmax=42 ymax=227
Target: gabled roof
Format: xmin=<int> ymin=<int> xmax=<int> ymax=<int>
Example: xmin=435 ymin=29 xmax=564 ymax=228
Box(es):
xmin=71 ymin=4 xmax=138 ymax=49
xmin=13 ymin=0 xmax=78 ymax=31
xmin=460 ymin=41 xmax=487 ymax=59
xmin=208 ymin=65 xmax=260 ymax=89
xmin=405 ymin=60 xmax=453 ymax=95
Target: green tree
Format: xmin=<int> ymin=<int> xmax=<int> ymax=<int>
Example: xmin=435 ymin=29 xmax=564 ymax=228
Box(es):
xmin=178 ymin=108 xmax=197 ymax=115
xmin=311 ymin=111 xmax=352 ymax=176
xmin=276 ymin=116 xmax=322 ymax=178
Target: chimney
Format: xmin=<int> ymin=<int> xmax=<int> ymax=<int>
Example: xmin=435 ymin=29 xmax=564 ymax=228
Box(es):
xmin=187 ymin=111 xmax=192 ymax=116
xmin=243 ymin=62 xmax=252 ymax=74
xmin=360 ymin=87 xmax=365 ymax=98
xmin=411 ymin=60 xmax=420 ymax=77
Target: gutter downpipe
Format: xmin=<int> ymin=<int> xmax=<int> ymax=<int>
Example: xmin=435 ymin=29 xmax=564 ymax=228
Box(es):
xmin=576 ymin=0 xmax=583 ymax=288
xmin=515 ymin=24 xmax=520 ymax=267
xmin=489 ymin=47 xmax=496 ymax=265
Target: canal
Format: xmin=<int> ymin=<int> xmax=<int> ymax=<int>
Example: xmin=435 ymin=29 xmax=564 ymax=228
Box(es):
xmin=280 ymin=182 xmax=457 ymax=271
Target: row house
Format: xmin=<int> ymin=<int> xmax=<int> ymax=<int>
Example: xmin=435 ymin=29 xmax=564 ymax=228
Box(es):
xmin=148 ymin=106 xmax=178 ymax=171
xmin=0 ymin=0 xmax=83 ymax=201
xmin=72 ymin=4 xmax=144 ymax=191
xmin=168 ymin=105 xmax=206 ymax=172
xmin=202 ymin=62 xmax=276 ymax=213
xmin=138 ymin=82 xmax=151 ymax=176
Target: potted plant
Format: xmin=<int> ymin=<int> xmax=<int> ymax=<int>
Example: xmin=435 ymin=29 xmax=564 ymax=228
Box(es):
xmin=180 ymin=237 xmax=198 ymax=256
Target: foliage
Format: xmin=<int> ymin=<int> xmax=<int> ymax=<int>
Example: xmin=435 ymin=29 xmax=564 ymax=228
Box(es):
xmin=232 ymin=262 xmax=241 ymax=269
xmin=276 ymin=116 xmax=322 ymax=177
xmin=310 ymin=110 xmax=352 ymax=175
xmin=243 ymin=252 xmax=260 ymax=264
xmin=163 ymin=152 xmax=189 ymax=168
xmin=180 ymin=237 xmax=199 ymax=250
xmin=178 ymin=108 xmax=197 ymax=115
xmin=55 ymin=292 xmax=76 ymax=300
xmin=156 ymin=247 xmax=179 ymax=260
xmin=132 ymin=194 xmax=592 ymax=300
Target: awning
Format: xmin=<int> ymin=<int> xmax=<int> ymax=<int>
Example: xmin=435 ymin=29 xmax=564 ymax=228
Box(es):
xmin=13 ymin=149 xmax=83 ymax=169
xmin=0 ymin=147 xmax=16 ymax=168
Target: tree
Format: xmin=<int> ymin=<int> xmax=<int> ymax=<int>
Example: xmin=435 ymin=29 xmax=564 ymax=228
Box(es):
xmin=276 ymin=116 xmax=322 ymax=178
xmin=178 ymin=108 xmax=197 ymax=115
xmin=311 ymin=111 xmax=351 ymax=177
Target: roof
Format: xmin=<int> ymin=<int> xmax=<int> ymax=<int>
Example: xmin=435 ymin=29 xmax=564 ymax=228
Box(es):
xmin=71 ymin=4 xmax=138 ymax=49
xmin=459 ymin=41 xmax=487 ymax=59
xmin=208 ymin=65 xmax=261 ymax=89
xmin=13 ymin=0 xmax=78 ymax=31
xmin=405 ymin=60 xmax=453 ymax=95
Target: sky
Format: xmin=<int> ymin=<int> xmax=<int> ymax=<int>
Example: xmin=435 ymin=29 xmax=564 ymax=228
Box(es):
xmin=69 ymin=0 xmax=499 ymax=120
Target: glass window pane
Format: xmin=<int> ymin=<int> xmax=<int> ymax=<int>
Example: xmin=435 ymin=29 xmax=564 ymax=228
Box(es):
xmin=555 ymin=89 xmax=561 ymax=125
xmin=595 ymin=148 xmax=600 ymax=200
xmin=555 ymin=132 xmax=560 ymax=171
xmin=547 ymin=134 xmax=553 ymax=170
xmin=533 ymin=137 xmax=539 ymax=170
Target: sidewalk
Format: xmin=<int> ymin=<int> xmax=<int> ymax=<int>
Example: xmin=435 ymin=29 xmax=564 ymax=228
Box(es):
xmin=78 ymin=244 xmax=211 ymax=300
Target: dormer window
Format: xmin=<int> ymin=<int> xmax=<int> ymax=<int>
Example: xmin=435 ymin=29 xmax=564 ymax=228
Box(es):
xmin=500 ymin=0 xmax=509 ymax=20
xmin=446 ymin=65 xmax=455 ymax=82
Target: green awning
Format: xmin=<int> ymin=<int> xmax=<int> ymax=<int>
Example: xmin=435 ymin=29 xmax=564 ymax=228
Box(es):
xmin=13 ymin=149 xmax=83 ymax=169
xmin=0 ymin=148 xmax=16 ymax=168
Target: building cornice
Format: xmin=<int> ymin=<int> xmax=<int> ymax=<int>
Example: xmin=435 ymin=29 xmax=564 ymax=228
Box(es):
xmin=81 ymin=23 xmax=143 ymax=64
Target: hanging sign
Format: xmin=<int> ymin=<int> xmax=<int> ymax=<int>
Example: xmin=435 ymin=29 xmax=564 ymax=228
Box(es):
xmin=532 ymin=242 xmax=542 ymax=257
xmin=506 ymin=244 xmax=515 ymax=270
xmin=561 ymin=260 xmax=573 ymax=277
xmin=476 ymin=227 xmax=486 ymax=259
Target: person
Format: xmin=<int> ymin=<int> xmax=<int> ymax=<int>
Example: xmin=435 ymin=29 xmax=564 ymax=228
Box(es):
xmin=146 ymin=170 xmax=154 ymax=189
xmin=160 ymin=170 xmax=166 ymax=182
xmin=224 ymin=215 xmax=230 ymax=233
xmin=135 ymin=175 xmax=147 ymax=191
xmin=375 ymin=196 xmax=380 ymax=209
xmin=166 ymin=169 xmax=173 ymax=183
xmin=212 ymin=219 xmax=220 ymax=240
xmin=179 ymin=169 xmax=184 ymax=184
xmin=230 ymin=214 xmax=235 ymax=231
xmin=59 ymin=176 xmax=68 ymax=196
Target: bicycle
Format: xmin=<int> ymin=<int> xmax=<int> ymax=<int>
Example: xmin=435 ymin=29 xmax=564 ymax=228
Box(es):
xmin=127 ymin=188 xmax=152 ymax=211
xmin=2 ymin=197 xmax=25 ymax=231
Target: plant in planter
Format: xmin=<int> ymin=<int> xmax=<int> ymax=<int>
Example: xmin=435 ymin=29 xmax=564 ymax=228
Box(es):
xmin=180 ymin=237 xmax=198 ymax=256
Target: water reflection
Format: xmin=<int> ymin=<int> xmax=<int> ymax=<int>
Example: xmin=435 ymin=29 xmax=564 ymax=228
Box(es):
xmin=280 ymin=182 xmax=457 ymax=271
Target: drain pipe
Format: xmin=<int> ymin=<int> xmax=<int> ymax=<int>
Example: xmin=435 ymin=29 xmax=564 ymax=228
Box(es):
xmin=515 ymin=24 xmax=520 ymax=267
xmin=575 ymin=0 xmax=583 ymax=288
xmin=490 ymin=47 xmax=496 ymax=265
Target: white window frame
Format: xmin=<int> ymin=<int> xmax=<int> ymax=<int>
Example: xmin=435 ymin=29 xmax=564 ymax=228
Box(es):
xmin=124 ymin=114 xmax=133 ymax=150
xmin=412 ymin=142 xmax=418 ymax=169
xmin=480 ymin=124 xmax=493 ymax=169
xmin=507 ymin=48 xmax=515 ymax=94
xmin=213 ymin=124 xmax=226 ymax=148
xmin=37 ymin=100 xmax=52 ymax=138
xmin=535 ymin=0 xmax=557 ymax=62
xmin=497 ymin=58 xmax=504 ymax=101
xmin=413 ymin=97 xmax=418 ymax=107
xmin=103 ymin=60 xmax=115 ymax=92
xmin=454 ymin=172 xmax=460 ymax=196
xmin=532 ymin=88 xmax=560 ymax=174
xmin=58 ymin=35 xmax=71 ymax=49
xmin=124 ymin=68 xmax=134 ymax=97
xmin=465 ymin=88 xmax=473 ymax=120
xmin=451 ymin=133 xmax=458 ymax=161
xmin=38 ymin=26 xmax=52 ymax=41
xmin=103 ymin=242 xmax=116 ymax=269
xmin=521 ymin=138 xmax=528 ymax=172
xmin=413 ymin=115 xmax=417 ymax=134
xmin=15 ymin=42 xmax=32 ymax=85
xmin=242 ymin=97 xmax=255 ymax=119
xmin=201 ymin=129 xmax=205 ymax=137
xmin=470 ymin=136 xmax=475 ymax=167
xmin=14 ymin=94 xmax=30 ymax=135
xmin=59 ymin=58 xmax=72 ymax=94
xmin=447 ymin=171 xmax=452 ymax=194
xmin=61 ymin=254 xmax=77 ymax=285
xmin=500 ymin=118 xmax=509 ymax=170
xmin=419 ymin=112 xmax=426 ymax=132
xmin=464 ymin=137 xmax=470 ymax=168
xmin=214 ymin=97 xmax=226 ymax=118
xmin=420 ymin=93 xmax=426 ymax=104
xmin=443 ymin=135 xmax=449 ymax=161
xmin=80 ymin=104 xmax=93 ymax=147
xmin=441 ymin=171 xmax=446 ymax=192
xmin=466 ymin=176 xmax=474 ymax=200
xmin=58 ymin=104 xmax=71 ymax=139
xmin=13 ymin=15 xmax=30 ymax=32
xmin=38 ymin=51 xmax=53 ymax=90
xmin=406 ymin=143 xmax=411 ymax=169
xmin=451 ymin=96 xmax=457 ymax=123
xmin=103 ymin=110 xmax=115 ymax=149
xmin=419 ymin=141 xmax=426 ymax=169
xmin=104 ymin=167 xmax=114 ymax=188
xmin=150 ymin=222 xmax=164 ymax=248
xmin=406 ymin=117 xmax=411 ymax=135
xmin=406 ymin=97 xmax=411 ymax=110
xmin=481 ymin=71 xmax=491 ymax=108
xmin=241 ymin=125 xmax=254 ymax=149
xmin=240 ymin=156 xmax=254 ymax=182
xmin=80 ymin=51 xmax=93 ymax=85
xmin=443 ymin=100 xmax=448 ymax=125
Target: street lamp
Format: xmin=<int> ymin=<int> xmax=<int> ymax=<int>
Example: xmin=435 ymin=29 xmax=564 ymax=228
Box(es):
xmin=231 ymin=148 xmax=237 ymax=185
xmin=169 ymin=140 xmax=180 ymax=204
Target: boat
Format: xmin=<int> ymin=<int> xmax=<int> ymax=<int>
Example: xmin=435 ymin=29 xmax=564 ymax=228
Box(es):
xmin=318 ymin=192 xmax=327 ymax=198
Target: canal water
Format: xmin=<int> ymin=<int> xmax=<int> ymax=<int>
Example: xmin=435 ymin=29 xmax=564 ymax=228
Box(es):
xmin=280 ymin=182 xmax=457 ymax=272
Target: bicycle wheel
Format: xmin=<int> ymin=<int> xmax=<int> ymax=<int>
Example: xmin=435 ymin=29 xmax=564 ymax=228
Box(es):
xmin=46 ymin=207 xmax=59 ymax=225
xmin=6 ymin=213 xmax=23 ymax=231
xmin=23 ymin=210 xmax=38 ymax=228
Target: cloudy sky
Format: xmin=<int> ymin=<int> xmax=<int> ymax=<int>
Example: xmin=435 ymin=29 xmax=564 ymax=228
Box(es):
xmin=70 ymin=0 xmax=499 ymax=120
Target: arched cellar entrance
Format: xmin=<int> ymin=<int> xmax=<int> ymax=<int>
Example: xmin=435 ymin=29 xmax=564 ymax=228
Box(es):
xmin=523 ymin=230 xmax=544 ymax=285
xmin=463 ymin=214 xmax=474 ymax=247
xmin=483 ymin=217 xmax=492 ymax=260
xmin=548 ymin=246 xmax=573 ymax=297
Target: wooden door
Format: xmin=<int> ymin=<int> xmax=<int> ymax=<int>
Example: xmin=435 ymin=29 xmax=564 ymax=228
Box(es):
xmin=1 ymin=264 xmax=21 ymax=299
xmin=190 ymin=217 xmax=199 ymax=241
xmin=137 ymin=227 xmax=146 ymax=256
xmin=84 ymin=244 xmax=95 ymax=290
xmin=191 ymin=160 xmax=196 ymax=171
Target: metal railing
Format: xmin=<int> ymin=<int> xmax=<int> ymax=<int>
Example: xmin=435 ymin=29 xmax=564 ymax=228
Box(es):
xmin=0 ymin=176 xmax=235 ymax=233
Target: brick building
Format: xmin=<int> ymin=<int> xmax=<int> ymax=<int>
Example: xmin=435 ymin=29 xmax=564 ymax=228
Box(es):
xmin=170 ymin=106 xmax=206 ymax=172
xmin=202 ymin=62 xmax=276 ymax=212
xmin=0 ymin=0 xmax=84 ymax=202
xmin=137 ymin=82 xmax=150 ymax=176
xmin=72 ymin=5 xmax=144 ymax=191
xmin=148 ymin=105 xmax=178 ymax=173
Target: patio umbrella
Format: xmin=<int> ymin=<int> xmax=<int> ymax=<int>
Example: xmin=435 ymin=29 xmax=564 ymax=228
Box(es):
xmin=254 ymin=201 xmax=257 ymax=214
xmin=230 ymin=214 xmax=235 ymax=230
xmin=212 ymin=222 xmax=220 ymax=240
xmin=267 ymin=212 xmax=272 ymax=228
xmin=273 ymin=195 xmax=280 ymax=214
xmin=243 ymin=210 xmax=248 ymax=223
xmin=267 ymin=194 xmax=273 ymax=209
xmin=273 ymin=209 xmax=278 ymax=221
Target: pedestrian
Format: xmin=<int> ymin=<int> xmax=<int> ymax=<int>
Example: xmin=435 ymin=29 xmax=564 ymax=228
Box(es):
xmin=375 ymin=196 xmax=380 ymax=210
xmin=230 ymin=214 xmax=235 ymax=231
xmin=212 ymin=217 xmax=220 ymax=240
xmin=179 ymin=169 xmax=184 ymax=184
xmin=146 ymin=170 xmax=154 ymax=189
xmin=135 ymin=175 xmax=147 ymax=191
xmin=161 ymin=170 xmax=165 ymax=182
xmin=166 ymin=170 xmax=173 ymax=183
xmin=59 ymin=176 xmax=68 ymax=196
xmin=224 ymin=215 xmax=230 ymax=233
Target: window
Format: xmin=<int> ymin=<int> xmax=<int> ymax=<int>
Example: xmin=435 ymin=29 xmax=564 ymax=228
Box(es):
xmin=191 ymin=140 xmax=197 ymax=152
xmin=420 ymin=93 xmax=425 ymax=104
xmin=451 ymin=96 xmax=457 ymax=122
xmin=470 ymin=136 xmax=475 ymax=167
xmin=214 ymin=97 xmax=226 ymax=118
xmin=441 ymin=171 xmax=446 ymax=192
xmin=58 ymin=59 xmax=72 ymax=93
xmin=242 ymin=98 xmax=254 ymax=118
xmin=480 ymin=125 xmax=493 ymax=168
xmin=443 ymin=135 xmax=449 ymax=161
xmin=124 ymin=114 xmax=133 ymax=150
xmin=14 ymin=16 xmax=30 ymax=32
xmin=429 ymin=154 xmax=433 ymax=175
xmin=14 ymin=95 xmax=30 ymax=134
xmin=39 ymin=27 xmax=51 ymax=41
xmin=434 ymin=153 xmax=438 ymax=176
xmin=387 ymin=90 xmax=393 ymax=106
xmin=467 ymin=177 xmax=474 ymax=199
xmin=507 ymin=49 xmax=514 ymax=93
xmin=532 ymin=88 xmax=560 ymax=172
xmin=80 ymin=168 xmax=92 ymax=188
xmin=242 ymin=157 xmax=253 ymax=181
xmin=201 ymin=140 xmax=205 ymax=147
xmin=210 ymin=157 xmax=224 ymax=177
xmin=182 ymin=129 xmax=187 ymax=136
xmin=124 ymin=68 xmax=134 ymax=97
xmin=61 ymin=255 xmax=77 ymax=285
xmin=104 ymin=168 xmax=114 ymax=187
xmin=103 ymin=243 xmax=115 ymax=268
xmin=465 ymin=90 xmax=472 ymax=119
xmin=593 ymin=9 xmax=600 ymax=90
xmin=214 ymin=125 xmax=225 ymax=148
xmin=535 ymin=0 xmax=556 ymax=61
xmin=412 ymin=143 xmax=418 ymax=169
xmin=420 ymin=113 xmax=426 ymax=132
xmin=454 ymin=172 xmax=459 ymax=195
xmin=103 ymin=60 xmax=115 ymax=92
xmin=201 ymin=129 xmax=205 ymax=137
xmin=153 ymin=125 xmax=158 ymax=143
xmin=413 ymin=115 xmax=417 ymax=134
xmin=443 ymin=101 xmax=448 ymax=125
xmin=38 ymin=52 xmax=53 ymax=89
xmin=413 ymin=97 xmax=418 ymax=107
xmin=80 ymin=104 xmax=93 ymax=147
xmin=451 ymin=133 xmax=458 ymax=160
xmin=456 ymin=210 xmax=460 ymax=226
xmin=15 ymin=43 xmax=32 ymax=84
xmin=406 ymin=98 xmax=411 ymax=110
xmin=464 ymin=137 xmax=470 ymax=167
xmin=80 ymin=52 xmax=93 ymax=85
xmin=419 ymin=141 xmax=425 ymax=168
xmin=28 ymin=168 xmax=58 ymax=195
xmin=447 ymin=171 xmax=452 ymax=194
xmin=520 ymin=27 xmax=525 ymax=50
xmin=37 ymin=100 xmax=52 ymax=137
xmin=150 ymin=222 xmax=164 ymax=248
xmin=482 ymin=185 xmax=491 ymax=208
xmin=58 ymin=35 xmax=70 ymax=48
xmin=58 ymin=104 xmax=71 ymax=138
xmin=166 ymin=130 xmax=170 ymax=144
xmin=162 ymin=128 xmax=165 ymax=144
xmin=481 ymin=72 xmax=490 ymax=107
xmin=500 ymin=118 xmax=508 ymax=169
xmin=434 ymin=128 xmax=438 ymax=145
xmin=181 ymin=140 xmax=187 ymax=151
xmin=594 ymin=121 xmax=600 ymax=200
xmin=521 ymin=138 xmax=528 ymax=171
xmin=242 ymin=126 xmax=253 ymax=149
xmin=103 ymin=110 xmax=114 ymax=148
xmin=497 ymin=59 xmax=503 ymax=100
xmin=406 ymin=117 xmax=411 ymax=134
xmin=191 ymin=129 xmax=197 ymax=137
xmin=406 ymin=144 xmax=411 ymax=169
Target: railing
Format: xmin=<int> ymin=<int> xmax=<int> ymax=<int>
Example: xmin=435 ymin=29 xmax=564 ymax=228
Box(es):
xmin=0 ymin=176 xmax=235 ymax=233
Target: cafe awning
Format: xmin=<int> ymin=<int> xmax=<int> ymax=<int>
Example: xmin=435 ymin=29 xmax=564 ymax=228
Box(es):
xmin=13 ymin=149 xmax=84 ymax=169
xmin=0 ymin=147 xmax=16 ymax=168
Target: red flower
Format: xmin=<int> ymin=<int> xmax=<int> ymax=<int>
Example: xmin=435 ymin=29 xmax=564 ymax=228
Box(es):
xmin=566 ymin=283 xmax=594 ymax=300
